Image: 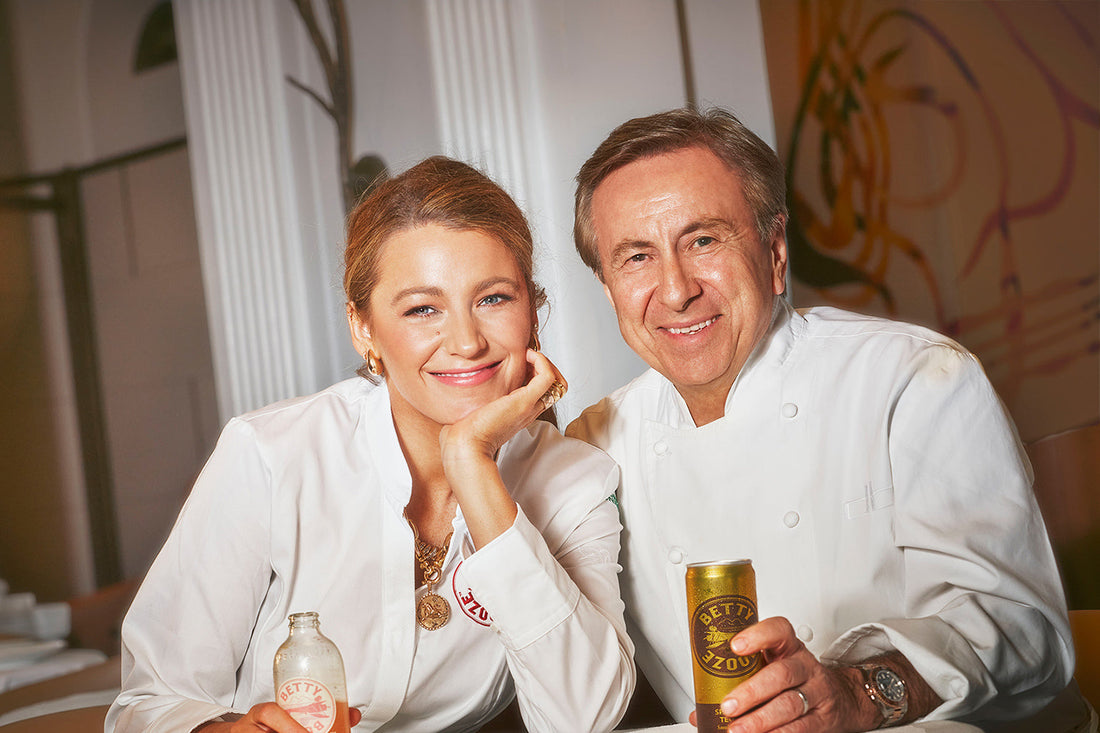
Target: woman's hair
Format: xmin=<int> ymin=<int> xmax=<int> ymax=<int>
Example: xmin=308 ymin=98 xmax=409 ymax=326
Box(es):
xmin=344 ymin=156 xmax=546 ymax=381
xmin=574 ymin=107 xmax=788 ymax=280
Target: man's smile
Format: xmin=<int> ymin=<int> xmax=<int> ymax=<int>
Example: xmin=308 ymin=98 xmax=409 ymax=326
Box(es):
xmin=663 ymin=316 xmax=718 ymax=336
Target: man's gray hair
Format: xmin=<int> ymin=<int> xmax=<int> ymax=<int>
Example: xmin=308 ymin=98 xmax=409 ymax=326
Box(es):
xmin=574 ymin=107 xmax=788 ymax=279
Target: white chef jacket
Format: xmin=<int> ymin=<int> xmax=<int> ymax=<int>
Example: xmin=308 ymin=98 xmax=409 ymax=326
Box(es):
xmin=107 ymin=377 xmax=634 ymax=733
xmin=567 ymin=299 xmax=1074 ymax=725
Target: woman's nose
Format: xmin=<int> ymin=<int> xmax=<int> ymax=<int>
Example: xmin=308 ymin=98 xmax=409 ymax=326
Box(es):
xmin=444 ymin=313 xmax=488 ymax=357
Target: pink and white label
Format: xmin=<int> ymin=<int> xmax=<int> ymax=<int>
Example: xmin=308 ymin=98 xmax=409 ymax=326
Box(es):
xmin=277 ymin=677 xmax=336 ymax=732
xmin=452 ymin=560 xmax=492 ymax=627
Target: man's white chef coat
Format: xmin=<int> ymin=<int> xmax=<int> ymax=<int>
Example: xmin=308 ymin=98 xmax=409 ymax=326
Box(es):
xmin=567 ymin=300 xmax=1073 ymax=725
xmin=107 ymin=377 xmax=634 ymax=733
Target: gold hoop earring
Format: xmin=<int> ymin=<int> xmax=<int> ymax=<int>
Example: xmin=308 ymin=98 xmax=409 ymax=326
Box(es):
xmin=366 ymin=350 xmax=385 ymax=377
xmin=529 ymin=331 xmax=541 ymax=352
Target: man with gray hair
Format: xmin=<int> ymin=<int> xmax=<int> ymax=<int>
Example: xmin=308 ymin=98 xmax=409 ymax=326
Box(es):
xmin=567 ymin=107 xmax=1083 ymax=731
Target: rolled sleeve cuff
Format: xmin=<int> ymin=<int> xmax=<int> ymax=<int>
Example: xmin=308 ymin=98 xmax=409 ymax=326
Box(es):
xmin=111 ymin=698 xmax=235 ymax=733
xmin=459 ymin=508 xmax=580 ymax=650
xmin=822 ymin=620 xmax=995 ymax=720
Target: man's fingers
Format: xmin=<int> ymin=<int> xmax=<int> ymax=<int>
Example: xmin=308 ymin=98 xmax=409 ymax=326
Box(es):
xmin=731 ymin=616 xmax=802 ymax=657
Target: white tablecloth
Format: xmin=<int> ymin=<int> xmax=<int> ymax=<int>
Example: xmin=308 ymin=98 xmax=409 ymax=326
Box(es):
xmin=620 ymin=722 xmax=984 ymax=732
xmin=0 ymin=648 xmax=108 ymax=694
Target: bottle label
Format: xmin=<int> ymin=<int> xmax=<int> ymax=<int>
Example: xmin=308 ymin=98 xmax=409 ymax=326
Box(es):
xmin=277 ymin=677 xmax=337 ymax=732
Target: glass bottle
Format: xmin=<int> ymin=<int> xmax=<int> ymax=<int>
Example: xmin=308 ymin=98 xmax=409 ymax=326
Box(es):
xmin=273 ymin=611 xmax=351 ymax=733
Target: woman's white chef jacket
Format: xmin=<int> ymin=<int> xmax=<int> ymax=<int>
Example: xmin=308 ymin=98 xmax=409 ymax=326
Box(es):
xmin=567 ymin=300 xmax=1073 ymax=725
xmin=107 ymin=377 xmax=634 ymax=733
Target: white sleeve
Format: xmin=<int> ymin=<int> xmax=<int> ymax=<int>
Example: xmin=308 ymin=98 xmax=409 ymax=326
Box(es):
xmin=823 ymin=346 xmax=1074 ymax=723
xmin=458 ymin=490 xmax=635 ymax=733
xmin=106 ymin=418 xmax=273 ymax=733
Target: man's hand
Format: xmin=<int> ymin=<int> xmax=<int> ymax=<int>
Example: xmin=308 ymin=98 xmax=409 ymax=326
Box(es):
xmin=195 ymin=702 xmax=363 ymax=732
xmin=690 ymin=617 xmax=873 ymax=732
xmin=693 ymin=616 xmax=939 ymax=732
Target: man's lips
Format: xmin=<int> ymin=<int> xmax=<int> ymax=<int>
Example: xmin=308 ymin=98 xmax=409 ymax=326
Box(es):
xmin=662 ymin=316 xmax=717 ymax=335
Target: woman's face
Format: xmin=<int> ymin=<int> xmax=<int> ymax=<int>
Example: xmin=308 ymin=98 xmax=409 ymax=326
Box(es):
xmin=349 ymin=223 xmax=534 ymax=431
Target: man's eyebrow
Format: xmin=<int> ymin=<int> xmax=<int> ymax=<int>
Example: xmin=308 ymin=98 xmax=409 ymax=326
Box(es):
xmin=677 ymin=218 xmax=734 ymax=239
xmin=608 ymin=239 xmax=653 ymax=263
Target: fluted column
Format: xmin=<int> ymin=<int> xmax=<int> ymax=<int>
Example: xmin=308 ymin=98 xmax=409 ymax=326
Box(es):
xmin=174 ymin=0 xmax=324 ymax=420
xmin=426 ymin=0 xmax=537 ymax=204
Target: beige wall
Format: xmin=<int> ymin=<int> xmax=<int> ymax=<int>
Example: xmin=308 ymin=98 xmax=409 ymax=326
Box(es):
xmin=0 ymin=0 xmax=78 ymax=602
xmin=1 ymin=0 xmax=218 ymax=599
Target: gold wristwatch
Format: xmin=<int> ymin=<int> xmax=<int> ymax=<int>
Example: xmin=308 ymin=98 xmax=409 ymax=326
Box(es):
xmin=853 ymin=662 xmax=908 ymax=727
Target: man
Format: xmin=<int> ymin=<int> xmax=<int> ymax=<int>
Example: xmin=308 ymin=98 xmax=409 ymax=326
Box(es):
xmin=566 ymin=108 xmax=1081 ymax=731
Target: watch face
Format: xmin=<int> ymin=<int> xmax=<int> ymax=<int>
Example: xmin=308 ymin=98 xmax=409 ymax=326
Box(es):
xmin=873 ymin=668 xmax=907 ymax=705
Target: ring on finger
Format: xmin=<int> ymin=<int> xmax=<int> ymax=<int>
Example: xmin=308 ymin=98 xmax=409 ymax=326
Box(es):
xmin=540 ymin=380 xmax=566 ymax=409
xmin=793 ymin=687 xmax=810 ymax=717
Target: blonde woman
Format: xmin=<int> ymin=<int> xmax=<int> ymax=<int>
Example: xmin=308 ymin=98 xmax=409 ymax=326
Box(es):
xmin=108 ymin=157 xmax=634 ymax=733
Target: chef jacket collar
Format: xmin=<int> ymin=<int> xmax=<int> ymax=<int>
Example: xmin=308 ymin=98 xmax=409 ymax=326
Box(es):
xmin=658 ymin=296 xmax=806 ymax=429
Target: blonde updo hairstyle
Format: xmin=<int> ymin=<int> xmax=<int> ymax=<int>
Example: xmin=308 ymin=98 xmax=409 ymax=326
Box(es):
xmin=344 ymin=156 xmax=547 ymax=382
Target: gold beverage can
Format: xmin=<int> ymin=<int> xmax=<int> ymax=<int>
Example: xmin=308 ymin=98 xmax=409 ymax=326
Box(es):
xmin=686 ymin=559 xmax=763 ymax=733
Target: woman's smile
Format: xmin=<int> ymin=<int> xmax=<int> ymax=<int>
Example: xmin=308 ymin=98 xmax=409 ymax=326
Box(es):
xmin=429 ymin=360 xmax=503 ymax=386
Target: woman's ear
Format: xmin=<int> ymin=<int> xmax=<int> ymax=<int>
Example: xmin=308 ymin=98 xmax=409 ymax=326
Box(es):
xmin=347 ymin=303 xmax=373 ymax=357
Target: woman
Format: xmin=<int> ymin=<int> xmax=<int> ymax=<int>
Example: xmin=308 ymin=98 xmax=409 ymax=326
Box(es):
xmin=107 ymin=157 xmax=635 ymax=732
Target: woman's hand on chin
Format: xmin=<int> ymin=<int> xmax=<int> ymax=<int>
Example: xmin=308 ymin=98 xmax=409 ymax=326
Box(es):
xmin=439 ymin=348 xmax=566 ymax=468
xmin=438 ymin=349 xmax=564 ymax=547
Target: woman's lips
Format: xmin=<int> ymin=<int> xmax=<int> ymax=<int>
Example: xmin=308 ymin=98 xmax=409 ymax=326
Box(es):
xmin=429 ymin=361 xmax=502 ymax=387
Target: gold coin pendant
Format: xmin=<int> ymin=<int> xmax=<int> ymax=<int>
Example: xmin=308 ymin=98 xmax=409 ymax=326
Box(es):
xmin=416 ymin=592 xmax=451 ymax=630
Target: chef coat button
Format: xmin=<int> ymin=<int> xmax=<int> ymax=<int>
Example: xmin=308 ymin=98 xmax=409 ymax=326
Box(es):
xmin=668 ymin=547 xmax=685 ymax=564
xmin=796 ymin=625 xmax=814 ymax=642
xmin=781 ymin=402 xmax=798 ymax=418
xmin=654 ymin=440 xmax=669 ymax=456
xmin=783 ymin=511 xmax=800 ymax=528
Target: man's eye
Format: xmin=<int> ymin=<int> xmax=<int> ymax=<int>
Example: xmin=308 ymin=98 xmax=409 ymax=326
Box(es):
xmin=626 ymin=253 xmax=648 ymax=263
xmin=694 ymin=236 xmax=715 ymax=247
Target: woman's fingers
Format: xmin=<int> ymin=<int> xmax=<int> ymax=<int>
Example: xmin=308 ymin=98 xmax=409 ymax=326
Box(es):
xmin=526 ymin=349 xmax=568 ymax=413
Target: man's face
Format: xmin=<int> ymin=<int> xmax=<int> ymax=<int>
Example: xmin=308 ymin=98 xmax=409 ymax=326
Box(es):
xmin=590 ymin=146 xmax=787 ymax=422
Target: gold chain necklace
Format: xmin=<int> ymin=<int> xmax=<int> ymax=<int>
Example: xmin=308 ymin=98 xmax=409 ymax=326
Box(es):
xmin=403 ymin=508 xmax=453 ymax=630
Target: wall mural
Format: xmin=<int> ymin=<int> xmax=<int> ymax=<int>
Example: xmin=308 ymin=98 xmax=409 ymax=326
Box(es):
xmin=760 ymin=0 xmax=1099 ymax=444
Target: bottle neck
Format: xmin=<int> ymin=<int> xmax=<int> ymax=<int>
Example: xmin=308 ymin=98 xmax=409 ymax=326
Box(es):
xmin=288 ymin=612 xmax=321 ymax=633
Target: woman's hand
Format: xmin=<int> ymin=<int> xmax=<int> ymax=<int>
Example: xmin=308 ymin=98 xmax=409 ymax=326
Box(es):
xmin=195 ymin=702 xmax=362 ymax=732
xmin=438 ymin=348 xmax=565 ymax=547
xmin=439 ymin=348 xmax=566 ymax=468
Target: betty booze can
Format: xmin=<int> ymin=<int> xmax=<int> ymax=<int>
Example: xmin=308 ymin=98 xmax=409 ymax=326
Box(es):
xmin=686 ymin=559 xmax=763 ymax=733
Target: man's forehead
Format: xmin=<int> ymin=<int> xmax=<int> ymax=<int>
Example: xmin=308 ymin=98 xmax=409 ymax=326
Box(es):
xmin=591 ymin=148 xmax=748 ymax=234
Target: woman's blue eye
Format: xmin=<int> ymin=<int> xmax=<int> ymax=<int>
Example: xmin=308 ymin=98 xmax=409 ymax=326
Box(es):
xmin=481 ymin=293 xmax=512 ymax=306
xmin=404 ymin=305 xmax=435 ymax=317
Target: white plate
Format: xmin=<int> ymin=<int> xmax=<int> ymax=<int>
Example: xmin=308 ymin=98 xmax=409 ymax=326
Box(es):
xmin=0 ymin=638 xmax=66 ymax=669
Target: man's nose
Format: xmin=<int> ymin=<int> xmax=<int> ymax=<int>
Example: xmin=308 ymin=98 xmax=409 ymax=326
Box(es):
xmin=657 ymin=256 xmax=702 ymax=311
xmin=444 ymin=312 xmax=488 ymax=357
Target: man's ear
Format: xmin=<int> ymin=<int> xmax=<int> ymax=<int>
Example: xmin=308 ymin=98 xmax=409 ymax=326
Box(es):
xmin=769 ymin=220 xmax=789 ymax=296
xmin=346 ymin=303 xmax=373 ymax=357
xmin=602 ymin=282 xmax=618 ymax=313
